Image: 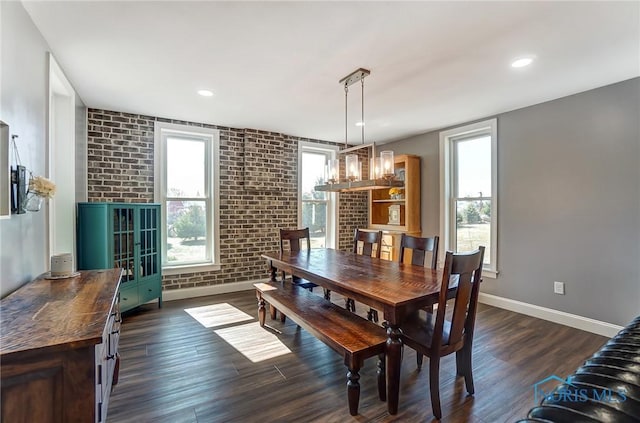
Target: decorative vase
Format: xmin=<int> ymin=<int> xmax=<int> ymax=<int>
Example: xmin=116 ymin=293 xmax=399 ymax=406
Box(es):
xmin=24 ymin=192 xmax=44 ymax=212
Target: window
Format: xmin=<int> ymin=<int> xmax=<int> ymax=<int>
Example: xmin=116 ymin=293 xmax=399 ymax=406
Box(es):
xmin=154 ymin=122 xmax=220 ymax=273
xmin=440 ymin=119 xmax=498 ymax=276
xmin=298 ymin=143 xmax=338 ymax=249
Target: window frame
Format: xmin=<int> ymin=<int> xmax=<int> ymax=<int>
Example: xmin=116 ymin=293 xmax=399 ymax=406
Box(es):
xmin=297 ymin=142 xmax=339 ymax=249
xmin=439 ymin=118 xmax=498 ymax=277
xmin=154 ymin=121 xmax=220 ymax=274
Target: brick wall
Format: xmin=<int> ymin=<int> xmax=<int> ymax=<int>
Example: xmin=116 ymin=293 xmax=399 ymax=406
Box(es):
xmin=87 ymin=109 xmax=368 ymax=290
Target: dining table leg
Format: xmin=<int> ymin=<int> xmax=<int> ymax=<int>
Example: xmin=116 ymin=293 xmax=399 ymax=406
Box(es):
xmin=268 ymin=261 xmax=277 ymax=282
xmin=268 ymin=261 xmax=277 ymax=319
xmin=385 ymin=323 xmax=403 ymax=415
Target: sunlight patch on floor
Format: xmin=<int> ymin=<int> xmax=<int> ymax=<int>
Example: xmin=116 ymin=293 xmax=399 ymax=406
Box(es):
xmin=184 ymin=303 xmax=253 ymax=328
xmin=214 ymin=322 xmax=292 ymax=363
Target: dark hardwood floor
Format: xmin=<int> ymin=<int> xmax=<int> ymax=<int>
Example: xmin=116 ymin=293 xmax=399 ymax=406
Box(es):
xmin=107 ymin=289 xmax=607 ymax=423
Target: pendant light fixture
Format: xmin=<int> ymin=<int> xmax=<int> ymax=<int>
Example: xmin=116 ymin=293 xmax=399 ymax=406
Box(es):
xmin=315 ymin=68 xmax=402 ymax=193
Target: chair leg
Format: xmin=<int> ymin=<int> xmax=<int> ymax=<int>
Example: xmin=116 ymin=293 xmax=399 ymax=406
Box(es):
xmin=461 ymin=345 xmax=475 ymax=395
xmin=416 ymin=352 xmax=423 ymax=370
xmin=324 ymin=289 xmax=331 ymax=301
xmin=429 ymin=357 xmax=442 ymax=420
xmin=455 ymin=349 xmax=464 ymax=376
xmin=345 ymin=298 xmax=355 ymax=312
xmin=377 ymin=353 xmax=386 ymax=402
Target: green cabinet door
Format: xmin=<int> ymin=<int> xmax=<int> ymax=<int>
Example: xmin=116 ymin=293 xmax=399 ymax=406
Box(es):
xmin=77 ymin=202 xmax=162 ymax=312
xmin=120 ymin=285 xmax=140 ymax=312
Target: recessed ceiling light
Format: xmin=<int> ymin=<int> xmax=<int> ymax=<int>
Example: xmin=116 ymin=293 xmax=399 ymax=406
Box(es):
xmin=355 ymin=121 xmax=365 ymax=127
xmin=197 ymin=89 xmax=214 ymax=97
xmin=511 ymin=57 xmax=534 ymax=68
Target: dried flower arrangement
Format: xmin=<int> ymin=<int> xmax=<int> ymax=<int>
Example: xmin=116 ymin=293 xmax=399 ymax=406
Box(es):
xmin=29 ymin=176 xmax=57 ymax=199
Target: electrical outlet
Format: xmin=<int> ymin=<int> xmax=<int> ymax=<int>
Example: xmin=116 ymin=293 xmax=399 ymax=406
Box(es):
xmin=554 ymin=281 xmax=565 ymax=295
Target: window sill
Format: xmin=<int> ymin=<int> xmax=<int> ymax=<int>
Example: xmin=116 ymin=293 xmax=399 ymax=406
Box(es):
xmin=162 ymin=263 xmax=221 ymax=276
xmin=483 ymin=269 xmax=499 ymax=279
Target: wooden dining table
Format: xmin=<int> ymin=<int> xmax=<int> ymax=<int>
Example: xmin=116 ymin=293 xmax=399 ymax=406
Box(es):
xmin=261 ymin=248 xmax=443 ymax=415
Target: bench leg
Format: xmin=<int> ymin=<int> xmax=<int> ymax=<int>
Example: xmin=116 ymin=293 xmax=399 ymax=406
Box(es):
xmin=258 ymin=296 xmax=266 ymax=327
xmin=347 ymin=366 xmax=361 ymax=416
xmin=377 ymin=353 xmax=386 ymax=402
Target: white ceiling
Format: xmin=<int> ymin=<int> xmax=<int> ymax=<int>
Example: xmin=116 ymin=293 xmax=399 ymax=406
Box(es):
xmin=23 ymin=1 xmax=640 ymax=144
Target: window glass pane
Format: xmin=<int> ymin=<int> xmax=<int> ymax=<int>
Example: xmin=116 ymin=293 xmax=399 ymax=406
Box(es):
xmin=301 ymin=152 xmax=327 ymax=201
xmin=301 ymin=201 xmax=327 ymax=248
xmin=301 ymin=151 xmax=329 ymax=248
xmin=167 ymin=137 xmax=205 ymax=198
xmin=455 ymin=199 xmax=491 ymax=265
xmin=166 ymin=200 xmax=207 ymax=264
xmin=455 ymin=136 xmax=491 ymax=197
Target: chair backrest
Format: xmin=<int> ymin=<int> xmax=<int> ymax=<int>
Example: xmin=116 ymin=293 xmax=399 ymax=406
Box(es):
xmin=352 ymin=229 xmax=383 ymax=258
xmin=280 ymin=228 xmax=311 ymax=253
xmin=433 ymin=247 xmax=485 ymax=352
xmin=398 ymin=234 xmax=439 ymax=269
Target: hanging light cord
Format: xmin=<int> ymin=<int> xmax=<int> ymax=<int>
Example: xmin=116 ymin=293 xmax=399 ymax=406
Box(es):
xmin=361 ymin=77 xmax=365 ymax=145
xmin=344 ymin=84 xmax=349 ymax=148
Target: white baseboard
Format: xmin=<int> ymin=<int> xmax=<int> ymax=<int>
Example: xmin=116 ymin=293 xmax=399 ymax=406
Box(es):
xmin=478 ymin=293 xmax=623 ymax=338
xmin=162 ymin=283 xmax=623 ymax=337
xmin=162 ymin=279 xmax=261 ymax=302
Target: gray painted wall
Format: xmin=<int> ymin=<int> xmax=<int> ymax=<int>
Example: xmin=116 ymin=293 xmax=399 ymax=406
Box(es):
xmin=0 ymin=2 xmax=86 ymax=298
xmin=0 ymin=1 xmax=50 ymax=296
xmin=387 ymin=78 xmax=640 ymax=326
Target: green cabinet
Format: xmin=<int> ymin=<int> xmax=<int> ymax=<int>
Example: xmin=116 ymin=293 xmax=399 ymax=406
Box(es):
xmin=77 ymin=202 xmax=162 ymax=312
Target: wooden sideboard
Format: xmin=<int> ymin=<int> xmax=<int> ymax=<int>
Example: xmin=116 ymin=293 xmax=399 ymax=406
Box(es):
xmin=1 ymin=269 xmax=122 ymax=423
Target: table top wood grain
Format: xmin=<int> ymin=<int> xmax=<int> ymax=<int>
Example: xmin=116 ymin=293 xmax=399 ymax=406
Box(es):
xmin=0 ymin=268 xmax=122 ymax=358
xmin=261 ymin=248 xmax=443 ymax=310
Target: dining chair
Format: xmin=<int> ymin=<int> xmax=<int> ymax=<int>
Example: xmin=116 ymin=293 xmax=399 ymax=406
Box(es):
xmin=346 ymin=229 xmax=383 ymax=314
xmin=272 ymin=228 xmax=314 ymax=323
xmin=398 ymin=233 xmax=439 ymax=269
xmin=401 ymin=246 xmax=485 ymax=420
xmin=279 ymin=228 xmax=317 ymax=291
xmin=368 ymin=233 xmax=440 ymax=323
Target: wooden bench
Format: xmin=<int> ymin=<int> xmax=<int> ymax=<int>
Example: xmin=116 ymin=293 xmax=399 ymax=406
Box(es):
xmin=254 ymin=282 xmax=388 ymax=416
